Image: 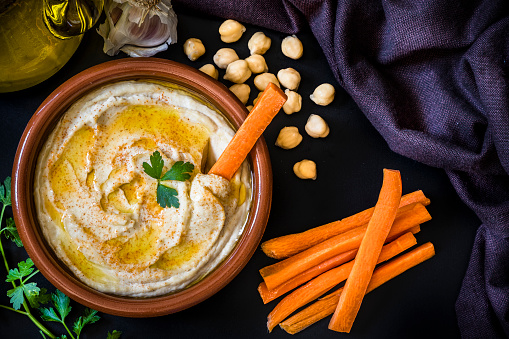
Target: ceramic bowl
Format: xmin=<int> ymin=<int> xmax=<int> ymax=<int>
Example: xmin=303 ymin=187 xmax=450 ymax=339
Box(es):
xmin=11 ymin=58 xmax=272 ymax=317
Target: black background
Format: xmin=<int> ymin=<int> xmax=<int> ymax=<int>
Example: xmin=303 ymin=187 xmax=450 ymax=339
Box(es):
xmin=0 ymin=7 xmax=479 ymax=339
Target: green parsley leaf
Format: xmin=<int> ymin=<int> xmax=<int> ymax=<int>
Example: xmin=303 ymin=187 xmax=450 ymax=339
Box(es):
xmin=3 ymin=217 xmax=23 ymax=247
xmin=142 ymin=151 xmax=164 ymax=179
xmin=7 ymin=285 xmax=25 ymax=310
xmin=143 ymin=151 xmax=194 ymax=209
xmin=156 ymin=183 xmax=179 ymax=208
xmin=29 ymin=287 xmax=51 ymax=308
xmin=6 ymin=282 xmax=41 ymax=310
xmin=160 ymin=161 xmax=195 ymax=181
xmin=23 ymin=282 xmax=42 ymax=307
xmin=73 ymin=308 xmax=100 ymax=338
xmin=0 ymin=176 xmax=11 ymax=206
xmin=6 ymin=258 xmax=35 ymax=282
xmin=40 ymin=290 xmax=72 ymax=324
xmin=106 ymin=330 xmax=122 ymax=339
xmin=52 ymin=290 xmax=71 ymax=321
xmin=40 ymin=306 xmax=61 ymax=322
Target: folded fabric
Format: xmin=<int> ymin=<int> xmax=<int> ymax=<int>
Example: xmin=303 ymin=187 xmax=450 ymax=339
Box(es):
xmin=174 ymin=0 xmax=509 ymax=337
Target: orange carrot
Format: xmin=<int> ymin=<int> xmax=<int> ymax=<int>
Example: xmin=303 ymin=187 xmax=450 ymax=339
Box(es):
xmin=261 ymin=190 xmax=429 ymax=259
xmin=258 ymin=249 xmax=358 ymax=304
xmin=259 ymin=202 xmax=429 ymax=290
xmin=208 ymin=82 xmax=286 ymax=180
xmin=258 ymin=224 xmax=422 ymax=304
xmin=329 ymin=168 xmax=402 ymax=333
xmin=280 ymin=242 xmax=435 ymax=334
xmin=266 ymin=232 xmax=416 ymax=332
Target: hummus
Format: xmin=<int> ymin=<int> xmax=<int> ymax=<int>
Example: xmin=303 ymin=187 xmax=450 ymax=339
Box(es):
xmin=34 ymin=81 xmax=252 ymax=297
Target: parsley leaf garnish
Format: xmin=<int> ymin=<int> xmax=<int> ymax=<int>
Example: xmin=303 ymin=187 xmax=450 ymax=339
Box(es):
xmin=142 ymin=151 xmax=164 ymax=180
xmin=160 ymin=161 xmax=194 ymax=181
xmin=157 ymin=184 xmax=180 ymax=208
xmin=142 ymin=151 xmax=194 ymax=209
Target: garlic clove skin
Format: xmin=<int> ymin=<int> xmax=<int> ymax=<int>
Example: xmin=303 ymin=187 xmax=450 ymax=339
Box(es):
xmin=98 ymin=0 xmax=178 ymax=57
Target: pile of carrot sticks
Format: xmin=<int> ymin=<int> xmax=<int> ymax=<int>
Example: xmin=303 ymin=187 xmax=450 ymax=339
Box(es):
xmin=258 ymin=169 xmax=435 ymax=334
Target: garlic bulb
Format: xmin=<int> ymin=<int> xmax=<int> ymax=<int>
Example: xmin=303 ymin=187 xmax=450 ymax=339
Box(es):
xmin=98 ymin=0 xmax=178 ymax=57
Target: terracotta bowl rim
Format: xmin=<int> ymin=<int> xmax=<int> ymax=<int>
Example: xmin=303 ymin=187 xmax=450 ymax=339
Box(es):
xmin=11 ymin=58 xmax=272 ymax=318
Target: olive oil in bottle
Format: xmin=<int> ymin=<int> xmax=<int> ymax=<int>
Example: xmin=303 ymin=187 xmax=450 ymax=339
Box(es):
xmin=0 ymin=0 xmax=103 ymax=93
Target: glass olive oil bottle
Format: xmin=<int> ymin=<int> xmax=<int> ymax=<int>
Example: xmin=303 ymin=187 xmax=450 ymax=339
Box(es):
xmin=0 ymin=0 xmax=103 ymax=93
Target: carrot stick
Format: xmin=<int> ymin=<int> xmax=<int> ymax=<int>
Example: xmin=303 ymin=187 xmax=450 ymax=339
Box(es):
xmin=280 ymin=242 xmax=435 ymax=334
xmin=261 ymin=190 xmax=429 ymax=259
xmin=258 ymin=224 xmax=423 ymax=304
xmin=208 ymin=82 xmax=287 ymax=180
xmin=266 ymin=232 xmax=416 ymax=332
xmin=258 ymin=249 xmax=358 ymax=304
xmin=329 ymin=168 xmax=402 ymax=333
xmin=259 ymin=202 xmax=429 ymax=290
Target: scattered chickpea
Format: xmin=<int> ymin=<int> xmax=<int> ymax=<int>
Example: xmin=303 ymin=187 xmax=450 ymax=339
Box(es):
xmin=281 ymin=35 xmax=303 ymax=59
xmin=310 ymin=83 xmax=335 ymax=106
xmin=248 ymin=32 xmax=271 ymax=55
xmin=252 ymin=92 xmax=262 ymax=105
xmin=305 ymin=114 xmax=330 ymax=138
xmin=219 ymin=19 xmax=246 ymax=43
xmin=229 ymin=84 xmax=251 ymax=104
xmin=277 ymin=68 xmax=301 ymax=90
xmin=293 ymin=160 xmax=317 ymax=180
xmin=199 ymin=64 xmax=219 ymax=80
xmin=275 ymin=126 xmax=302 ymax=149
xmin=246 ymin=105 xmax=254 ymax=112
xmin=224 ymin=59 xmax=252 ymax=83
xmin=183 ymin=38 xmax=205 ymax=61
xmin=245 ymin=55 xmax=268 ymax=74
xmin=254 ymin=73 xmax=280 ymax=91
xmin=213 ymin=48 xmax=239 ymax=69
xmin=282 ymin=89 xmax=302 ymax=115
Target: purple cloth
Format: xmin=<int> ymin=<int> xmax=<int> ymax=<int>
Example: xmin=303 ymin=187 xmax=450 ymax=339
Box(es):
xmin=174 ymin=0 xmax=509 ymax=337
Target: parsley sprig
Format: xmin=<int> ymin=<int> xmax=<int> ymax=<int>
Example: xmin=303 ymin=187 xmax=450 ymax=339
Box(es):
xmin=0 ymin=177 xmax=121 ymax=338
xmin=143 ymin=151 xmax=195 ymax=208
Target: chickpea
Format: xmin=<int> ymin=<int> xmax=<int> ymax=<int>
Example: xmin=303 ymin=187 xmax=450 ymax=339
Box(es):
xmin=245 ymin=54 xmax=268 ymax=74
xmin=199 ymin=64 xmax=218 ymax=80
xmin=213 ymin=48 xmax=239 ymax=69
xmin=248 ymin=32 xmax=271 ymax=55
xmin=246 ymin=105 xmax=254 ymax=112
xmin=229 ymin=84 xmax=251 ymax=104
xmin=224 ymin=60 xmax=252 ymax=83
xmin=253 ymin=73 xmax=280 ymax=91
xmin=275 ymin=126 xmax=302 ymax=149
xmin=293 ymin=160 xmax=317 ymax=180
xmin=305 ymin=114 xmax=330 ymax=138
xmin=281 ymin=35 xmax=303 ymax=59
xmin=282 ymin=89 xmax=302 ymax=115
xmin=310 ymin=83 xmax=335 ymax=106
xmin=219 ymin=19 xmax=246 ymax=43
xmin=277 ymin=68 xmax=301 ymax=90
xmin=252 ymin=92 xmax=262 ymax=105
xmin=183 ymin=38 xmax=205 ymax=61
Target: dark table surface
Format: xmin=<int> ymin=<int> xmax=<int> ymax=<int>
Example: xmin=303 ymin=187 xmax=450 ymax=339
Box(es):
xmin=0 ymin=8 xmax=480 ymax=339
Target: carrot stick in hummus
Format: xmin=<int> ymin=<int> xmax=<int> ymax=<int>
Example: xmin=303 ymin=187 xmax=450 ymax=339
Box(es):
xmin=208 ymin=83 xmax=286 ymax=180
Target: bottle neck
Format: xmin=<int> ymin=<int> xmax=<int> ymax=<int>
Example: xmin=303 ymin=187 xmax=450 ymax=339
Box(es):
xmin=43 ymin=0 xmax=104 ymax=39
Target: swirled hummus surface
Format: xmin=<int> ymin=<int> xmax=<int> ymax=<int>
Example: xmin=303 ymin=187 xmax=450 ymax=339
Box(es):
xmin=34 ymin=81 xmax=252 ymax=297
